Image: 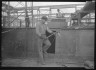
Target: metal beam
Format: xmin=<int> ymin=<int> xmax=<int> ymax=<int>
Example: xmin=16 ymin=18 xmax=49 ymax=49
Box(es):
xmin=10 ymin=13 xmax=72 ymax=17
xmin=15 ymin=4 xmax=85 ymax=11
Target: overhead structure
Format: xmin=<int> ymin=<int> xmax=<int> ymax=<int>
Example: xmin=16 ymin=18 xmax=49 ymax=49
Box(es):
xmin=2 ymin=2 xmax=17 ymax=12
xmin=2 ymin=2 xmax=25 ymax=28
xmin=80 ymin=1 xmax=95 ymax=18
xmin=71 ymin=1 xmax=95 ymax=19
xmin=71 ymin=1 xmax=95 ymax=27
xmin=2 ymin=2 xmax=86 ymax=28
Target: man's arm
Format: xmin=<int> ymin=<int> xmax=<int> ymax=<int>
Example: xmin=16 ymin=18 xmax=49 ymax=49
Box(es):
xmin=47 ymin=26 xmax=53 ymax=33
xmin=36 ymin=23 xmax=41 ymax=37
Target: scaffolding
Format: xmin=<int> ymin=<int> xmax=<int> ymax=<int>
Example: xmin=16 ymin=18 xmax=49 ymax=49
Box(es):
xmin=2 ymin=1 xmax=95 ymax=29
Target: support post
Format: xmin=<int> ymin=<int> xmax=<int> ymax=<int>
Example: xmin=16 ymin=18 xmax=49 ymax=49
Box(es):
xmin=31 ymin=2 xmax=33 ymax=28
xmin=25 ymin=2 xmax=27 ymax=27
xmin=89 ymin=13 xmax=91 ymax=23
xmin=38 ymin=8 xmax=40 ymax=21
xmin=75 ymin=5 xmax=77 ymax=12
xmin=78 ymin=12 xmax=81 ymax=27
xmin=25 ymin=2 xmax=28 ymax=58
xmin=25 ymin=2 xmax=30 ymax=28
xmin=50 ymin=8 xmax=52 ymax=18
xmin=8 ymin=2 xmax=10 ymax=27
xmin=20 ymin=19 xmax=22 ymax=28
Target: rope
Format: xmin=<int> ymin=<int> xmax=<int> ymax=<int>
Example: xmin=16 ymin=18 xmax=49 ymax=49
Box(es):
xmin=46 ymin=31 xmax=58 ymax=39
xmin=46 ymin=30 xmax=61 ymax=39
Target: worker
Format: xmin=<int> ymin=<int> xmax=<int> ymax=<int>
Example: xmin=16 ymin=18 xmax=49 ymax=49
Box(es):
xmin=25 ymin=11 xmax=30 ymax=27
xmin=56 ymin=9 xmax=63 ymax=18
xmin=36 ymin=16 xmax=53 ymax=65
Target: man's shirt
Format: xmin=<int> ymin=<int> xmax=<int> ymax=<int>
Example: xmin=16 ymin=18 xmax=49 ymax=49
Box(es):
xmin=36 ymin=22 xmax=52 ymax=37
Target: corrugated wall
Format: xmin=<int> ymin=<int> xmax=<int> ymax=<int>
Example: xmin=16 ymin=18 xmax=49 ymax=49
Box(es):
xmin=55 ymin=29 xmax=94 ymax=60
xmin=2 ymin=28 xmax=94 ymax=61
xmin=55 ymin=30 xmax=76 ymax=56
xmin=48 ymin=20 xmax=94 ymax=61
xmin=2 ymin=28 xmax=39 ymax=59
xmin=77 ymin=30 xmax=94 ymax=60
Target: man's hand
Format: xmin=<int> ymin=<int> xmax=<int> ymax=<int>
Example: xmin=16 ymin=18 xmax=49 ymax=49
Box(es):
xmin=52 ymin=31 xmax=61 ymax=36
xmin=40 ymin=34 xmax=47 ymax=40
xmin=52 ymin=31 xmax=57 ymax=35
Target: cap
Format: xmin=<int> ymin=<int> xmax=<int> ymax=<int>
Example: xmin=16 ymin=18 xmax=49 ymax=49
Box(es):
xmin=41 ymin=16 xmax=48 ymax=21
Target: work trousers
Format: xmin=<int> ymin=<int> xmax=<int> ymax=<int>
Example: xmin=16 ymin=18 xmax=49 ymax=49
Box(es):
xmin=37 ymin=37 xmax=51 ymax=64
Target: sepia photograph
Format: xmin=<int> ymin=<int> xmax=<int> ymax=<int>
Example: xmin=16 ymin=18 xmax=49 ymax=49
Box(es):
xmin=1 ymin=1 xmax=95 ymax=69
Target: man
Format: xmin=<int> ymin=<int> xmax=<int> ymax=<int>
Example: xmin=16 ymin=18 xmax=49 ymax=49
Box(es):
xmin=36 ymin=16 xmax=53 ymax=64
xmin=56 ymin=9 xmax=63 ymax=18
xmin=25 ymin=11 xmax=30 ymax=27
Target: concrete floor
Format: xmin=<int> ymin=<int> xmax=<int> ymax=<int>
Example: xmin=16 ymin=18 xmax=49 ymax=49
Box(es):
xmin=2 ymin=53 xmax=85 ymax=67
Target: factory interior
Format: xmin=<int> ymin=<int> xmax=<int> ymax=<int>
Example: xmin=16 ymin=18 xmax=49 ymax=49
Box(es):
xmin=1 ymin=1 xmax=95 ymax=68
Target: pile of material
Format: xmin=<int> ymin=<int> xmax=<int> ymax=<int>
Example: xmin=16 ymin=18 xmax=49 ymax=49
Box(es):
xmin=84 ymin=60 xmax=94 ymax=69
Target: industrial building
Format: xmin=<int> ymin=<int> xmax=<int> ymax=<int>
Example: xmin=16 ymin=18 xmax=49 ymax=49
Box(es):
xmin=1 ymin=1 xmax=95 ymax=68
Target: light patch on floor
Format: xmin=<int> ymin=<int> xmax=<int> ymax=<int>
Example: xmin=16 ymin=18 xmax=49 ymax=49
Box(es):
xmin=1 ymin=54 xmax=86 ymax=67
xmin=41 ymin=63 xmax=63 ymax=67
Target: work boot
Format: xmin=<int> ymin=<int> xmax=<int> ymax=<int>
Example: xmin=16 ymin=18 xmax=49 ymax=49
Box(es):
xmin=41 ymin=61 xmax=46 ymax=65
xmin=38 ymin=59 xmax=46 ymax=65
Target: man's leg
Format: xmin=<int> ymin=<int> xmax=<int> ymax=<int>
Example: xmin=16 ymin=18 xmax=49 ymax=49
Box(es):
xmin=43 ymin=39 xmax=51 ymax=55
xmin=37 ymin=38 xmax=45 ymax=64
